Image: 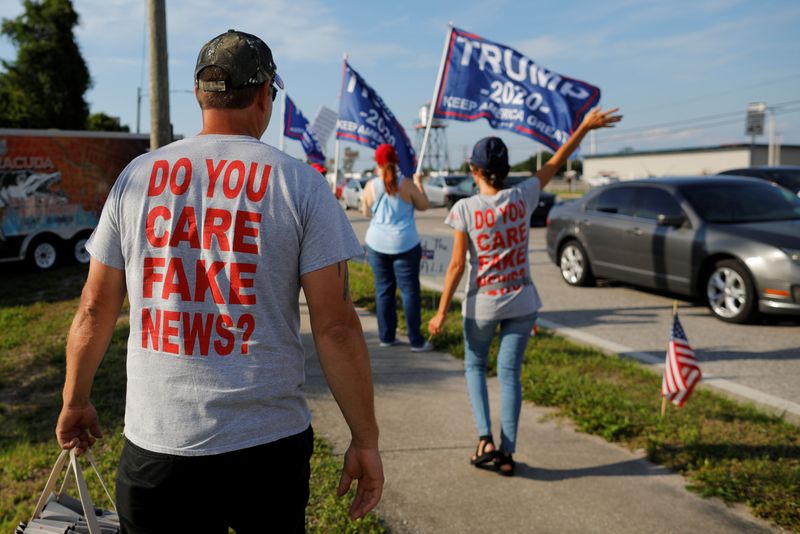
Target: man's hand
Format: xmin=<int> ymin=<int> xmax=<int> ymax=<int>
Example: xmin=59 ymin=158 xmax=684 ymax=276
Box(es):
xmin=56 ymin=402 xmax=102 ymax=455
xmin=337 ymin=443 xmax=384 ymax=520
xmin=581 ymin=107 xmax=622 ymax=131
xmin=302 ymin=261 xmax=383 ymax=519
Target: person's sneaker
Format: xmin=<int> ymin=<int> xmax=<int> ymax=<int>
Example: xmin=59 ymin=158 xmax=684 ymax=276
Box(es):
xmin=379 ymin=340 xmax=402 ymax=348
xmin=410 ymin=340 xmax=434 ymax=353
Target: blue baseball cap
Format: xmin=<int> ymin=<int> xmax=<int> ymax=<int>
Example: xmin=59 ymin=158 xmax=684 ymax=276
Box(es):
xmin=469 ymin=137 xmax=510 ymax=175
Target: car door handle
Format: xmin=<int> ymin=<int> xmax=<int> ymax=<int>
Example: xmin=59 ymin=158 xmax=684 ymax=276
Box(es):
xmin=627 ymin=227 xmax=643 ymax=236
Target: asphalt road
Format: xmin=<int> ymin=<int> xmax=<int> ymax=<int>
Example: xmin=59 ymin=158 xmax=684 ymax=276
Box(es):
xmin=345 ymin=206 xmax=800 ymax=419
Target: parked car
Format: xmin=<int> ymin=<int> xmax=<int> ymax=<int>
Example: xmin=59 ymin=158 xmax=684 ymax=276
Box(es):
xmin=503 ymin=175 xmax=556 ymax=227
xmin=339 ymin=177 xmax=372 ymax=210
xmin=423 ymin=174 xmax=475 ymax=208
xmin=546 ymin=176 xmax=800 ymax=323
xmin=718 ymin=166 xmax=800 ymax=195
xmin=583 ymin=174 xmax=620 ymax=188
xmin=334 ymin=176 xmax=347 ymax=200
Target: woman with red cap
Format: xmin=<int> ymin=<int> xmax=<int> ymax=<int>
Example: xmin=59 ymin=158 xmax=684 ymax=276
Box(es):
xmin=361 ymin=143 xmax=434 ymax=352
xmin=427 ymin=107 xmax=622 ymax=476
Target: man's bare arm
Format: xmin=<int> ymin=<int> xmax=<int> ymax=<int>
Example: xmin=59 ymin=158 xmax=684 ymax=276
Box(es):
xmin=57 ymin=259 xmax=126 ymax=454
xmin=301 ymin=261 xmax=383 ymax=519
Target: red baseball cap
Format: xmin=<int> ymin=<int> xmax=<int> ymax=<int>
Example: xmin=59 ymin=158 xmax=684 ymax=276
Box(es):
xmin=374 ymin=144 xmax=398 ymax=166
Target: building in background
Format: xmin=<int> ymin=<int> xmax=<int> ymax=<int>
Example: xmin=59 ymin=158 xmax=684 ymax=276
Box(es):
xmin=583 ymin=144 xmax=800 ymax=181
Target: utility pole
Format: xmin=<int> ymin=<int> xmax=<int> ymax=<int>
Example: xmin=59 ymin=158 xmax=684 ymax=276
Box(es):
xmin=136 ymin=87 xmax=142 ymax=134
xmin=767 ymin=108 xmax=776 ymax=166
xmin=148 ymin=0 xmax=171 ymax=149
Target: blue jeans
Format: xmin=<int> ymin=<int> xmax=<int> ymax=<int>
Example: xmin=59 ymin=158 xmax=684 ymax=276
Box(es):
xmin=463 ymin=312 xmax=538 ymax=453
xmin=366 ymin=244 xmax=425 ymax=347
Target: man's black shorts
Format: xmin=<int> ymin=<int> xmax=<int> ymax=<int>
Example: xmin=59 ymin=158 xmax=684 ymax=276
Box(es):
xmin=116 ymin=426 xmax=314 ymax=534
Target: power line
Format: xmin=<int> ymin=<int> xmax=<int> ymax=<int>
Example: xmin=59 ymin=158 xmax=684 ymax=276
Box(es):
xmin=601 ymin=105 xmax=800 ymax=143
xmin=604 ymin=99 xmax=800 ymax=136
xmin=447 ymin=101 xmax=800 ymax=158
xmin=627 ymin=73 xmax=800 ymax=115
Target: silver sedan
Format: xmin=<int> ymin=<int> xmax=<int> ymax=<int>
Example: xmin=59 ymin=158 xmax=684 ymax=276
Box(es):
xmin=546 ymin=176 xmax=800 ymax=323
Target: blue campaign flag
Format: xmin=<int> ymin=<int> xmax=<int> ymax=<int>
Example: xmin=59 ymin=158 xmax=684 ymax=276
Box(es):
xmin=336 ymin=61 xmax=417 ymax=178
xmin=432 ymin=27 xmax=601 ymax=151
xmin=283 ymin=94 xmax=326 ymax=164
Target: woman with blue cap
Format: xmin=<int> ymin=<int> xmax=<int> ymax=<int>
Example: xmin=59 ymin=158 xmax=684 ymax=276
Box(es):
xmin=428 ymin=107 xmax=621 ymax=476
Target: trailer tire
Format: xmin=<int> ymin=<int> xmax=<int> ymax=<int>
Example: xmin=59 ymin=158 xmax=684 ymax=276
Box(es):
xmin=71 ymin=233 xmax=92 ymax=264
xmin=27 ymin=235 xmax=61 ymax=271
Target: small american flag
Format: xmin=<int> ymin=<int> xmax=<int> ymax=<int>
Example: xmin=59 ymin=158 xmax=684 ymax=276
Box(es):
xmin=661 ymin=313 xmax=702 ymax=407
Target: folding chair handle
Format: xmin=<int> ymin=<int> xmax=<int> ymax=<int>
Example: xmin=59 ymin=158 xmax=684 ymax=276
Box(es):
xmin=30 ymin=449 xmax=115 ymax=534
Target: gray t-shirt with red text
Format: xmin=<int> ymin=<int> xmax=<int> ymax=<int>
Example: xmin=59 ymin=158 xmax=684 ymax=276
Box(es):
xmin=87 ymin=134 xmax=363 ymax=456
xmin=445 ymin=178 xmax=542 ymax=320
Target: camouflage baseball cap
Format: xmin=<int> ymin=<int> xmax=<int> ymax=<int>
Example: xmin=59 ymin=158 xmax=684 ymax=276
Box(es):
xmin=195 ymin=29 xmax=284 ymax=92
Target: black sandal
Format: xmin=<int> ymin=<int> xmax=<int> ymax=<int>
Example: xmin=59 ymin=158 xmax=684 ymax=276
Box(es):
xmin=470 ymin=435 xmax=498 ymax=467
xmin=494 ymin=451 xmax=515 ymax=477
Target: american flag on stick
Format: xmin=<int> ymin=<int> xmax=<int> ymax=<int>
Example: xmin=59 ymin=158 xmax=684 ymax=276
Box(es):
xmin=661 ymin=303 xmax=702 ymax=410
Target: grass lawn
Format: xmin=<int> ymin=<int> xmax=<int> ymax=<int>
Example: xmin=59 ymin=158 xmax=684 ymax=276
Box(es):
xmin=349 ymin=261 xmax=800 ymax=531
xmin=0 ymin=262 xmax=384 ymax=533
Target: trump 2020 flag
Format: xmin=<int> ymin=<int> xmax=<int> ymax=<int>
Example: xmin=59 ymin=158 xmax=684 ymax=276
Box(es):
xmin=661 ymin=313 xmax=702 ymax=407
xmin=432 ymin=27 xmax=600 ymax=151
xmin=283 ymin=94 xmax=326 ymax=164
xmin=336 ymin=61 xmax=417 ymax=178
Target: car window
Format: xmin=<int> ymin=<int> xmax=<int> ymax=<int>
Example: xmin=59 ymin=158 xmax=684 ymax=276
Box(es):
xmin=451 ymin=178 xmax=475 ymax=194
xmin=634 ymin=188 xmax=684 ymax=220
xmin=766 ymin=170 xmax=800 ymax=192
xmin=586 ymin=186 xmax=637 ymax=216
xmin=681 ymin=183 xmax=800 ymax=223
xmin=346 ymin=181 xmax=358 ymax=190
xmin=431 ymin=177 xmax=443 ymax=187
xmin=444 ymin=176 xmax=468 ymax=186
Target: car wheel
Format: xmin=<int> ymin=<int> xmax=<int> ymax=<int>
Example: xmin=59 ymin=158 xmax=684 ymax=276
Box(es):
xmin=705 ymin=259 xmax=756 ymax=323
xmin=71 ymin=234 xmax=91 ymax=264
xmin=559 ymin=240 xmax=595 ymax=287
xmin=27 ymin=236 xmax=60 ymax=270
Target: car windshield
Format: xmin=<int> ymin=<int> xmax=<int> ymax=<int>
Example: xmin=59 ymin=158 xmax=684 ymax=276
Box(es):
xmin=359 ymin=178 xmax=372 ymax=188
xmin=444 ymin=176 xmax=474 ymax=193
xmin=681 ymin=182 xmax=800 ymax=223
xmin=766 ymin=170 xmax=800 ymax=192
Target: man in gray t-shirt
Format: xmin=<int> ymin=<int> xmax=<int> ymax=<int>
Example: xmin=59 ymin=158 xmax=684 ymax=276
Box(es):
xmin=56 ymin=30 xmax=383 ymax=532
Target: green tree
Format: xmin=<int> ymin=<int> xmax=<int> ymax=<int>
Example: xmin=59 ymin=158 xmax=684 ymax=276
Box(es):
xmin=0 ymin=0 xmax=91 ymax=129
xmin=86 ymin=112 xmax=129 ymax=132
xmin=510 ymin=151 xmax=583 ymax=175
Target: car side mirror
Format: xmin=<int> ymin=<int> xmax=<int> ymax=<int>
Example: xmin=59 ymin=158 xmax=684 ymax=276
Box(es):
xmin=657 ymin=213 xmax=686 ymax=227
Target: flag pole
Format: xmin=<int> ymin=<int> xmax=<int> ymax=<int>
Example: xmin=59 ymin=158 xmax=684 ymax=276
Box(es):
xmin=279 ymin=91 xmax=286 ymax=152
xmin=416 ymin=23 xmax=454 ymax=176
xmin=661 ymin=300 xmax=679 ymax=418
xmin=333 ymin=54 xmax=348 ymax=191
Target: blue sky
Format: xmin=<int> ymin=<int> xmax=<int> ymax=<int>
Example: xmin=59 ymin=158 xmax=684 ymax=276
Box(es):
xmin=1 ymin=0 xmax=799 ymax=171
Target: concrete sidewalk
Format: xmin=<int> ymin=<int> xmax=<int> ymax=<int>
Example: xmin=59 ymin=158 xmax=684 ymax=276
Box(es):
xmin=300 ymin=299 xmax=775 ymax=533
